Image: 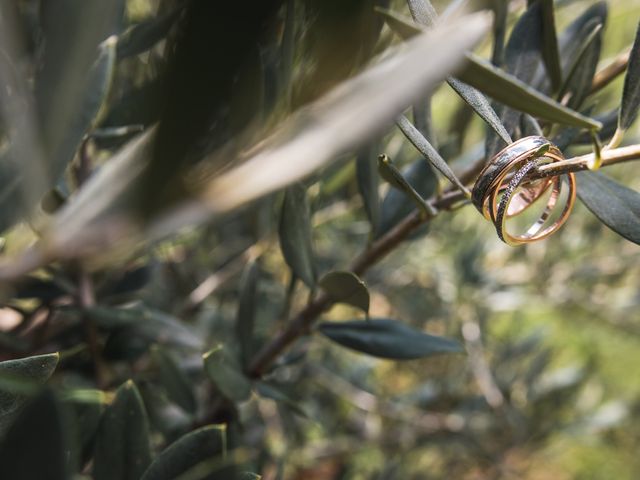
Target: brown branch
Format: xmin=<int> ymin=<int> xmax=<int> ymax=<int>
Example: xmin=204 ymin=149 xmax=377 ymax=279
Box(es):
xmin=590 ymin=49 xmax=630 ymax=95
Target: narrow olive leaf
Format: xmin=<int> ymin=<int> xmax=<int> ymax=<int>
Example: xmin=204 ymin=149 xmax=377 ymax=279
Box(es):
xmin=279 ymin=185 xmax=316 ymax=288
xmin=140 ymin=425 xmax=226 ymax=480
xmin=521 ymin=114 xmax=544 ymax=137
xmin=619 ymin=21 xmax=640 ymax=131
xmin=446 ymin=78 xmax=512 ymax=144
xmin=558 ymin=2 xmax=607 ymax=72
xmin=413 ymin=100 xmax=437 ymax=148
xmin=540 ymin=0 xmax=562 ymax=91
xmin=152 ymin=346 xmax=197 ymax=414
xmin=378 ymin=158 xmax=437 ymax=237
xmin=458 ymin=55 xmax=602 ymax=130
xmin=236 ymin=261 xmax=260 ymax=367
xmin=117 ymin=6 xmax=183 ymax=59
xmin=93 ymin=380 xmax=152 ymax=480
xmin=397 ymin=115 xmax=470 ymax=196
xmin=318 ymin=319 xmax=463 ymax=360
xmin=318 ymin=271 xmax=370 ymax=314
xmin=491 ymin=0 xmax=508 ymax=65
xmin=577 ymin=172 xmax=640 ymax=244
xmin=84 ymin=305 xmax=203 ymax=350
xmin=0 ymin=391 xmax=67 ymax=480
xmin=356 ymin=143 xmax=381 ymax=233
xmin=504 ymin=1 xmax=544 ymax=86
xmin=37 ymin=0 xmax=126 ymax=182
xmin=255 ymin=382 xmax=308 ymax=418
xmin=378 ymin=154 xmax=437 ymax=217
xmin=377 ymin=8 xmax=512 ymax=145
xmin=203 ymin=345 xmax=252 ymax=402
xmin=557 ymin=21 xmax=603 ymax=110
xmin=0 ymin=352 xmax=59 ymax=436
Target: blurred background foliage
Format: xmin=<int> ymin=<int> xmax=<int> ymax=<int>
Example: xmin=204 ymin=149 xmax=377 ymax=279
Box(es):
xmin=0 ymin=0 xmax=640 ymax=479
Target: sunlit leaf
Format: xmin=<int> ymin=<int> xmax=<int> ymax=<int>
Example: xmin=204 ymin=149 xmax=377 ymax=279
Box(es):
xmin=318 ymin=319 xmax=463 ymax=359
xmin=406 ymin=0 xmax=437 ymax=27
xmin=140 ymin=425 xmax=226 ymax=480
xmin=93 ymin=380 xmax=152 ymax=480
xmin=279 ymin=185 xmax=316 ymax=288
xmin=577 ymin=172 xmax=640 ymax=245
xmin=203 ymin=345 xmax=252 ymax=403
xmin=319 ymin=271 xmax=369 ymax=314
xmin=619 ymin=21 xmax=640 ymax=131
xmin=0 ymin=391 xmax=67 ymax=480
xmin=0 ymin=353 xmax=59 ymax=436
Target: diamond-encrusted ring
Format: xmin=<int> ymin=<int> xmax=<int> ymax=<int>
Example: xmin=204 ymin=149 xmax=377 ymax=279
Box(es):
xmin=472 ymin=136 xmax=576 ymax=245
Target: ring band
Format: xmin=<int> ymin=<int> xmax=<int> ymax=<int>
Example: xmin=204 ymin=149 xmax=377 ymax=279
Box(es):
xmin=472 ymin=136 xmax=576 ymax=245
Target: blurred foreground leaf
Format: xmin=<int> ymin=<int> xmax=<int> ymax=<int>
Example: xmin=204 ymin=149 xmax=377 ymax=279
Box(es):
xmin=318 ymin=319 xmax=463 ymax=359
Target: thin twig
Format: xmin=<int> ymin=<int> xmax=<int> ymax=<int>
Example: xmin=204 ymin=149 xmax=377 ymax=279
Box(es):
xmin=590 ymin=49 xmax=630 ymax=95
xmin=77 ymin=270 xmax=107 ymax=387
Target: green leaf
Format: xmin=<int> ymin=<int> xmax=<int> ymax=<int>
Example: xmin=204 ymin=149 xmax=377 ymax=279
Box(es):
xmin=540 ymin=0 xmax=562 ymax=91
xmin=0 ymin=353 xmax=59 ymax=436
xmin=397 ymin=115 xmax=470 ymax=196
xmin=504 ymin=1 xmax=544 ymax=86
xmin=378 ymin=158 xmax=437 ymax=237
xmin=117 ymin=7 xmax=183 ymax=59
xmin=446 ymin=78 xmax=512 ymax=145
xmin=255 ymin=382 xmax=308 ymax=418
xmin=152 ymin=346 xmax=197 ymax=414
xmin=37 ymin=0 xmax=125 ymax=182
xmin=558 ymin=2 xmax=607 ymax=74
xmin=377 ymin=154 xmax=436 ymax=217
xmin=93 ymin=381 xmax=152 ymax=480
xmin=84 ymin=305 xmax=203 ymax=350
xmin=356 ymin=143 xmax=381 ymax=233
xmin=319 ymin=271 xmax=370 ymax=314
xmin=376 ymin=8 xmax=511 ymax=145
xmin=0 ymin=390 xmax=67 ymax=480
xmin=279 ymin=185 xmax=316 ymax=288
xmin=458 ymin=54 xmax=602 ymax=130
xmin=558 ymin=21 xmax=603 ymax=110
xmin=318 ymin=319 xmax=463 ymax=359
xmin=619 ymin=21 xmax=640 ymax=131
xmin=577 ymin=172 xmax=640 ymax=245
xmin=63 ymin=393 xmax=105 ymax=472
xmin=236 ymin=261 xmax=260 ymax=368
xmin=140 ymin=425 xmax=226 ymax=480
xmin=203 ymin=346 xmax=252 ymax=403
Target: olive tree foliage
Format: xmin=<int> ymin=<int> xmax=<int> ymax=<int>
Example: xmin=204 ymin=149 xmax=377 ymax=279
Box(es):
xmin=0 ymin=0 xmax=639 ymax=478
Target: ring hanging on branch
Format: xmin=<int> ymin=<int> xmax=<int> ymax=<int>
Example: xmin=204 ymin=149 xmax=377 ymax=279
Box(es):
xmin=472 ymin=136 xmax=577 ymax=246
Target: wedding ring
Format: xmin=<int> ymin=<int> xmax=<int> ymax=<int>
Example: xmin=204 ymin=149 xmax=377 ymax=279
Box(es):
xmin=472 ymin=136 xmax=576 ymax=245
